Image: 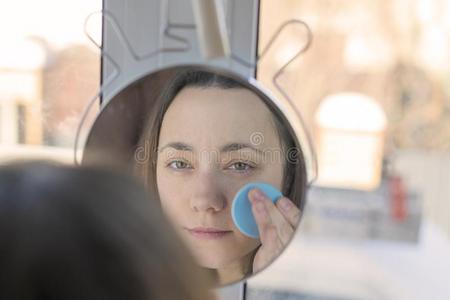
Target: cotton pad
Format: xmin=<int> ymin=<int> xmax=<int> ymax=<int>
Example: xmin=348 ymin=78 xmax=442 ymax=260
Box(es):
xmin=231 ymin=182 xmax=283 ymax=239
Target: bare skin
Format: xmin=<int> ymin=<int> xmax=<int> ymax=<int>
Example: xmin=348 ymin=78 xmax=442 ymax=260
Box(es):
xmin=156 ymin=86 xmax=299 ymax=284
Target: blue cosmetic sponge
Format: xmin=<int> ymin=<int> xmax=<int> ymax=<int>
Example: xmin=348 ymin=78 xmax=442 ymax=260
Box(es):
xmin=231 ymin=182 xmax=283 ymax=239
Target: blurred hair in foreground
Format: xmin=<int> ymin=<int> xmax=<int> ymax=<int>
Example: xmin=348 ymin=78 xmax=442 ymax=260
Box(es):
xmin=0 ymin=161 xmax=215 ymax=300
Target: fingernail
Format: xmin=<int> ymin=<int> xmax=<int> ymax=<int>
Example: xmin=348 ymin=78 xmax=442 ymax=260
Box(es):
xmin=250 ymin=188 xmax=266 ymax=202
xmin=279 ymin=198 xmax=293 ymax=212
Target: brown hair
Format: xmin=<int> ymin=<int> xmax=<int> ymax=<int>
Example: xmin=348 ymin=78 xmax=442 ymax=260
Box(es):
xmin=0 ymin=161 xmax=214 ymax=300
xmin=134 ymin=68 xmax=307 ymax=212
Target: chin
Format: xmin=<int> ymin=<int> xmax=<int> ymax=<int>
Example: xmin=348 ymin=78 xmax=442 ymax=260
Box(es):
xmin=196 ymin=253 xmax=240 ymax=269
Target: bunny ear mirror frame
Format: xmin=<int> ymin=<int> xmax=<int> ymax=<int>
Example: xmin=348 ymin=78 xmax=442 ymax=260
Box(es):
xmin=81 ymin=64 xmax=315 ymax=286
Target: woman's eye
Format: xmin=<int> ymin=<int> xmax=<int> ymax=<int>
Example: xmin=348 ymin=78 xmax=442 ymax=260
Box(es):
xmin=228 ymin=162 xmax=254 ymax=172
xmin=167 ymin=160 xmax=192 ymax=170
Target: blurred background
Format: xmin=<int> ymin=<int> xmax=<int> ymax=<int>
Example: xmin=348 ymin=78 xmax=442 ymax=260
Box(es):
xmin=251 ymin=0 xmax=450 ymax=299
xmin=1 ymin=0 xmax=449 ymax=299
xmin=0 ymin=0 xmax=101 ymax=161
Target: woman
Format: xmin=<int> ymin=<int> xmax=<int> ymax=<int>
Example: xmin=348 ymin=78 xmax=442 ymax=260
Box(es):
xmin=0 ymin=161 xmax=214 ymax=300
xmin=135 ymin=69 xmax=307 ymax=285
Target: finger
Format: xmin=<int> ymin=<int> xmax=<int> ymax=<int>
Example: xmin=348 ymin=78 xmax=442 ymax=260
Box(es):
xmin=260 ymin=224 xmax=283 ymax=252
xmin=253 ymin=225 xmax=283 ymax=272
xmin=249 ymin=191 xmax=272 ymax=239
xmin=249 ymin=189 xmax=294 ymax=245
xmin=275 ymin=196 xmax=301 ymax=228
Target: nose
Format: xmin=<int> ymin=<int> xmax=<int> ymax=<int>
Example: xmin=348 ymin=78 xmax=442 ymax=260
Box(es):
xmin=190 ymin=171 xmax=227 ymax=213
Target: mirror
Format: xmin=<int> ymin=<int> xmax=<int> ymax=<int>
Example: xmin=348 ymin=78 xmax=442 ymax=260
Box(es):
xmin=82 ymin=65 xmax=309 ymax=286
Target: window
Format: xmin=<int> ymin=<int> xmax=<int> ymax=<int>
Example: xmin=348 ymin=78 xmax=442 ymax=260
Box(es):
xmin=0 ymin=0 xmax=102 ymax=163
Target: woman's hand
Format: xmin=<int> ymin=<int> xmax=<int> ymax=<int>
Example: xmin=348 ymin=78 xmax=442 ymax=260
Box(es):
xmin=248 ymin=188 xmax=301 ymax=273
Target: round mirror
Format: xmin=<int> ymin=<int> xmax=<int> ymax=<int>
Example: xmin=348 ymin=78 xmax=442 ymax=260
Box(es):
xmin=82 ymin=65 xmax=310 ymax=286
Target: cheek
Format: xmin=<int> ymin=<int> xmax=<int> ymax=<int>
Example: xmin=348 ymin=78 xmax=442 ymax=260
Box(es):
xmin=156 ymin=167 xmax=189 ymax=222
xmin=235 ymin=231 xmax=261 ymax=253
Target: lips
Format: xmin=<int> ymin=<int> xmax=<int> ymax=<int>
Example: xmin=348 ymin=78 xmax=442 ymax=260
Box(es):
xmin=185 ymin=227 xmax=232 ymax=239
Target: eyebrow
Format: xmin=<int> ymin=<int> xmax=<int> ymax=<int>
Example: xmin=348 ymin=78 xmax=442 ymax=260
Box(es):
xmin=159 ymin=142 xmax=264 ymax=155
xmin=220 ymin=143 xmax=264 ymax=155
xmin=159 ymin=142 xmax=193 ymax=152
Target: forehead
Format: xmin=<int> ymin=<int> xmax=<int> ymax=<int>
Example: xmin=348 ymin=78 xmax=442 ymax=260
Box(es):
xmin=159 ymin=87 xmax=280 ymax=147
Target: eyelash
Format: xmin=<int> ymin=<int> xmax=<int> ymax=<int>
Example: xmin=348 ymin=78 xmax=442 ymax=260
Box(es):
xmin=165 ymin=159 xmax=256 ymax=173
xmin=166 ymin=159 xmax=193 ymax=171
xmin=225 ymin=160 xmax=256 ymax=173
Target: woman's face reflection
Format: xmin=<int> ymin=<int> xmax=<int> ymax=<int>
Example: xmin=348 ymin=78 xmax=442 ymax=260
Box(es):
xmin=156 ymin=86 xmax=284 ymax=283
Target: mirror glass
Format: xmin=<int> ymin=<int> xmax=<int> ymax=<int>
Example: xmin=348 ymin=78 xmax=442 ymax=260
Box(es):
xmin=82 ymin=65 xmax=309 ymax=286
